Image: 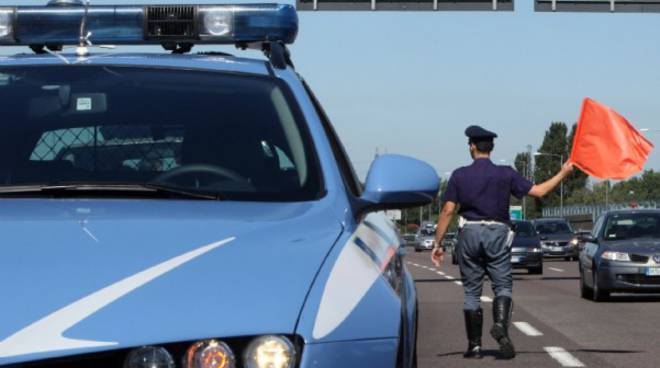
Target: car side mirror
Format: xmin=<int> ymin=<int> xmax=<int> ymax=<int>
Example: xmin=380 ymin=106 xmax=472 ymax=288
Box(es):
xmin=358 ymin=154 xmax=439 ymax=215
xmin=579 ymin=235 xmax=598 ymax=244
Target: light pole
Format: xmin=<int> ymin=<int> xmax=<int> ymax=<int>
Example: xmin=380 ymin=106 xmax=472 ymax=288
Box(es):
xmin=534 ymin=152 xmax=564 ymax=218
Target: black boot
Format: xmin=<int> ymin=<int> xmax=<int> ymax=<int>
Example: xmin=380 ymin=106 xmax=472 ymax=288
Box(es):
xmin=463 ymin=309 xmax=483 ymax=359
xmin=490 ymin=296 xmax=516 ymax=359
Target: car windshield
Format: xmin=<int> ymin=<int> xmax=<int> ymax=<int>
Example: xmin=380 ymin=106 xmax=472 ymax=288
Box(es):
xmin=0 ymin=66 xmax=322 ymax=201
xmin=513 ymin=221 xmax=536 ymax=237
xmin=535 ymin=221 xmax=572 ymax=235
xmin=603 ymin=213 xmax=660 ymax=241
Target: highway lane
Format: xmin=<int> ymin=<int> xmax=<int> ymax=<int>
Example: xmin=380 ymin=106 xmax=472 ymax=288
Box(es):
xmin=406 ymin=249 xmax=660 ymax=368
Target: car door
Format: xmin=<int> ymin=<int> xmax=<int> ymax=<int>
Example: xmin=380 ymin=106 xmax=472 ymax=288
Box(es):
xmin=581 ymin=216 xmax=604 ymax=287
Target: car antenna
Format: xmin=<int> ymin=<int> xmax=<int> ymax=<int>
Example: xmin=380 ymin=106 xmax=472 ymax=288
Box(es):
xmin=76 ymin=0 xmax=91 ymax=57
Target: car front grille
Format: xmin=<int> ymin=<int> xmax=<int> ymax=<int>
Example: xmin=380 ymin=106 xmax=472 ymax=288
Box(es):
xmin=619 ymin=274 xmax=660 ymax=286
xmin=629 ymin=254 xmax=650 ymax=263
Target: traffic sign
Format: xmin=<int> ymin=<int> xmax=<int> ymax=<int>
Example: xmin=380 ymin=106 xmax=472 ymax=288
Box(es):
xmin=536 ymin=0 xmax=660 ymax=13
xmin=510 ymin=206 xmax=523 ymax=220
xmin=297 ymin=0 xmax=513 ymax=11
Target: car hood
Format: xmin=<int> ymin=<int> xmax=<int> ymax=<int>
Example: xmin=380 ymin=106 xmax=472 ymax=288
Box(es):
xmin=603 ymin=239 xmax=660 ymax=253
xmin=538 ymin=233 xmax=573 ymax=242
xmin=0 ymin=199 xmax=342 ymax=364
xmin=512 ymin=236 xmax=540 ymax=248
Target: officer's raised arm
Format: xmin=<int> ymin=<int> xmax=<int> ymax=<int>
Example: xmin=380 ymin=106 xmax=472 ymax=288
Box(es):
xmin=527 ymin=162 xmax=574 ymax=198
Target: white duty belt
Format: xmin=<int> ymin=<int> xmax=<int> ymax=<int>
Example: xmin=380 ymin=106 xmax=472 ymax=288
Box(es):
xmin=458 ymin=217 xmax=515 ymax=248
xmin=458 ymin=216 xmax=508 ymax=228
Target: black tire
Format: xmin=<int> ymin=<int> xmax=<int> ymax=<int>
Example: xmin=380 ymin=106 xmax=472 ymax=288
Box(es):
xmin=414 ymin=248 xmax=421 ymax=253
xmin=564 ymin=257 xmax=571 ymax=261
xmin=592 ymin=269 xmax=610 ymax=302
xmin=451 ymin=253 xmax=458 ymax=265
xmin=580 ymin=266 xmax=593 ymax=300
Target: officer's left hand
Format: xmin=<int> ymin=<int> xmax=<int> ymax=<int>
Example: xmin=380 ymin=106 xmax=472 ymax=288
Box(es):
xmin=431 ymin=246 xmax=444 ymax=267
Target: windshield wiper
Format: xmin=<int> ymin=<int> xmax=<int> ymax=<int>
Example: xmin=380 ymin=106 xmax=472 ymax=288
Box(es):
xmin=0 ymin=184 xmax=220 ymax=200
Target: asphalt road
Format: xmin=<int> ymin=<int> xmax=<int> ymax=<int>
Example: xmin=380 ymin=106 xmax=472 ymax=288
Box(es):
xmin=406 ymin=249 xmax=660 ymax=368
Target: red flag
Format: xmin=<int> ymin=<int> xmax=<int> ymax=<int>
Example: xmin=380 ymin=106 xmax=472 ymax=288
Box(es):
xmin=569 ymin=98 xmax=654 ymax=180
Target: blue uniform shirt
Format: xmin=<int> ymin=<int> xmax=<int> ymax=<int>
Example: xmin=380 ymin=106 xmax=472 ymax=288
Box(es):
xmin=442 ymin=158 xmax=533 ymax=223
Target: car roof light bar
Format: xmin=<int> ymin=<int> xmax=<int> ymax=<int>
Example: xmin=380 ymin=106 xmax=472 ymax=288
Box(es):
xmin=0 ymin=3 xmax=298 ymax=47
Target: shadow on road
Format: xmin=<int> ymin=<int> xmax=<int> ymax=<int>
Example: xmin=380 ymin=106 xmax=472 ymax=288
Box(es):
xmin=605 ymin=294 xmax=660 ymax=303
xmin=512 ymin=276 xmax=580 ymax=281
xmin=415 ymin=279 xmax=464 ymax=283
xmin=435 ymin=348 xmax=644 ymax=359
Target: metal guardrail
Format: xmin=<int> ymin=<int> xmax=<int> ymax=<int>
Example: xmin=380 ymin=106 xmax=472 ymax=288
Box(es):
xmin=542 ymin=201 xmax=659 ymax=221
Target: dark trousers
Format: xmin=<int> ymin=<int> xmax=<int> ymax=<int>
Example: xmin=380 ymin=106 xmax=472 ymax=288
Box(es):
xmin=457 ymin=223 xmax=513 ymax=311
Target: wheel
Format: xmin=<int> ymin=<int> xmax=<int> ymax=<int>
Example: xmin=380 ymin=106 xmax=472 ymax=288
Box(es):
xmin=451 ymin=252 xmax=458 ymax=265
xmin=414 ymin=248 xmax=421 ymax=253
xmin=580 ymin=266 xmax=593 ymax=300
xmin=564 ymin=257 xmax=571 ymax=261
xmin=592 ymin=269 xmax=610 ymax=302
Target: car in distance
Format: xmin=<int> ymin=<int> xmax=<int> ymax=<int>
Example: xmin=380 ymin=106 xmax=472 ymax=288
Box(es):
xmin=402 ymin=233 xmax=419 ymax=248
xmin=0 ymin=3 xmax=440 ymax=368
xmin=533 ymin=217 xmax=579 ymax=261
xmin=510 ymin=220 xmax=544 ymax=274
xmin=579 ymin=209 xmax=660 ymax=302
xmin=415 ymin=228 xmax=435 ymax=252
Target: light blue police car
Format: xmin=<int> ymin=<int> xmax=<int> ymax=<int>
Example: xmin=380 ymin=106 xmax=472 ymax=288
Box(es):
xmin=0 ymin=2 xmax=439 ymax=368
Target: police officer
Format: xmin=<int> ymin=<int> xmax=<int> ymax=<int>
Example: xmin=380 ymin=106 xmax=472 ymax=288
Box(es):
xmin=431 ymin=125 xmax=573 ymax=360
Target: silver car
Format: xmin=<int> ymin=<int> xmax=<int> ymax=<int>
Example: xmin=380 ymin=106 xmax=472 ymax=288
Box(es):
xmin=579 ymin=209 xmax=660 ymax=301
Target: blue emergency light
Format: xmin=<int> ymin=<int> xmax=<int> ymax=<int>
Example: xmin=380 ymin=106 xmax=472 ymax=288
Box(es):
xmin=0 ymin=1 xmax=298 ymax=47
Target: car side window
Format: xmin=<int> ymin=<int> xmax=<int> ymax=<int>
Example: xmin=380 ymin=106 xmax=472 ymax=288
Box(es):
xmin=302 ymin=81 xmax=363 ymax=197
xmin=592 ymin=216 xmax=604 ymax=240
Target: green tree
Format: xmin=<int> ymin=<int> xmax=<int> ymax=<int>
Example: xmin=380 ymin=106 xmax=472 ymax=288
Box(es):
xmin=513 ymin=151 xmax=539 ymax=218
xmin=534 ymin=122 xmax=569 ymax=208
xmin=565 ymin=123 xmax=589 ymax=200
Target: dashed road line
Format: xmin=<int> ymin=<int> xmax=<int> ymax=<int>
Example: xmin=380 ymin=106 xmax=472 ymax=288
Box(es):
xmin=436 ymin=271 xmax=445 ymax=276
xmin=549 ymin=267 xmax=565 ymax=273
xmin=544 ymin=347 xmax=585 ymax=367
xmin=480 ymin=296 xmax=493 ymax=303
xmin=444 ymin=275 xmax=454 ymax=280
xmin=454 ymin=281 xmax=463 ymax=286
xmin=514 ymin=321 xmax=544 ymax=337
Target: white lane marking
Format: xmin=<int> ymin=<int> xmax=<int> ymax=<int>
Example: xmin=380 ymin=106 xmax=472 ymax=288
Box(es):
xmin=544 ymin=347 xmax=585 ymax=367
xmin=480 ymin=296 xmax=493 ymax=303
xmin=454 ymin=281 xmax=463 ymax=286
xmin=0 ymin=237 xmax=235 ymax=358
xmin=436 ymin=271 xmax=445 ymax=276
xmin=444 ymin=275 xmax=455 ymax=280
xmin=550 ymin=267 xmax=565 ymax=273
xmin=514 ymin=321 xmax=544 ymax=337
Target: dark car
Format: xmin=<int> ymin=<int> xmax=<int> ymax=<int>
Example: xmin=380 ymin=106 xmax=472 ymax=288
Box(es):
xmin=579 ymin=209 xmax=660 ymax=301
xmin=511 ymin=220 xmax=544 ymax=274
xmin=442 ymin=232 xmax=457 ymax=252
xmin=533 ymin=218 xmax=579 ymax=261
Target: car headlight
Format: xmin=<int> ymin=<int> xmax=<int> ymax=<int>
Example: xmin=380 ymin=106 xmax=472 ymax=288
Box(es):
xmin=601 ymin=251 xmax=630 ymax=262
xmin=569 ymin=238 xmax=579 ymax=247
xmin=125 ymin=346 xmax=175 ymax=368
xmin=531 ymin=248 xmax=543 ymax=253
xmin=185 ymin=340 xmax=236 ymax=368
xmin=244 ymin=335 xmax=295 ymax=368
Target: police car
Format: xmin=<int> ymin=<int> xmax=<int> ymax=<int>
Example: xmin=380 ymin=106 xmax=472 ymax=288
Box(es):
xmin=0 ymin=2 xmax=440 ymax=368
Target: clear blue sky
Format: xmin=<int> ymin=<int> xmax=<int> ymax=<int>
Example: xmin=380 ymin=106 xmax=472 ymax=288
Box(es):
xmin=1 ymin=0 xmax=659 ymax=179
